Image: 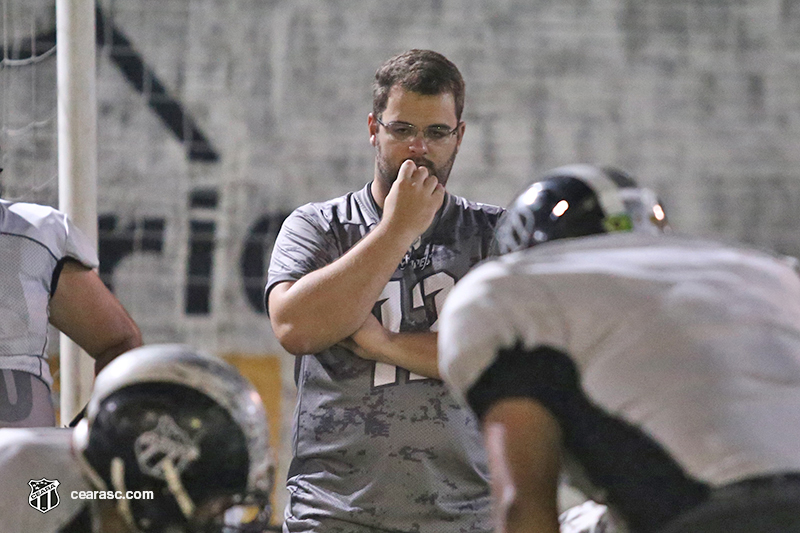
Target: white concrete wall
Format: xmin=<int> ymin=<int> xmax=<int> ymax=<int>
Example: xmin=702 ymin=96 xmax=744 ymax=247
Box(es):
xmin=3 ymin=0 xmax=800 ymax=523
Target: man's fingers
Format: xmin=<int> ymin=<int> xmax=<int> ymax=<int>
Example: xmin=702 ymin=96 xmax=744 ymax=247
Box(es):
xmin=420 ymin=171 xmax=440 ymax=194
xmin=406 ymin=164 xmax=430 ymax=186
xmin=399 ymin=160 xmax=436 ymax=185
xmin=398 ymin=159 xmax=417 ymax=180
xmin=382 ymin=159 xmax=443 ymax=238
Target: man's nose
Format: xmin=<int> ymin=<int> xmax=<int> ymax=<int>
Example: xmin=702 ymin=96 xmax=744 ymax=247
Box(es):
xmin=407 ymin=132 xmax=429 ymax=153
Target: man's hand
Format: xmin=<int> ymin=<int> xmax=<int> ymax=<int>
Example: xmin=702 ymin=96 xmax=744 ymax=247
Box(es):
xmin=382 ymin=160 xmax=445 ymax=242
xmin=338 ymin=314 xmax=388 ymax=361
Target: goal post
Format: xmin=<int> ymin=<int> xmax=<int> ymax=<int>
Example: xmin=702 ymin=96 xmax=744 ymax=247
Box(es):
xmin=56 ymin=0 xmax=97 ymax=424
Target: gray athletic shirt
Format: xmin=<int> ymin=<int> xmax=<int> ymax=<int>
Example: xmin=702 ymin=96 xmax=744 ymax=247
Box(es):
xmin=0 ymin=201 xmax=99 ymax=387
xmin=267 ymin=183 xmax=503 ymax=533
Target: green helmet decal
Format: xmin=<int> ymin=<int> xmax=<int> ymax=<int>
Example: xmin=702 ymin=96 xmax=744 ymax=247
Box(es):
xmin=603 ymin=213 xmax=634 ymax=233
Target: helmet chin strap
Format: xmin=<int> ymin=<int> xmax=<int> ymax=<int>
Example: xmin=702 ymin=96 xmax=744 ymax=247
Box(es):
xmin=111 ymin=457 xmax=140 ymax=532
xmin=108 ymin=455 xmax=196 ymax=532
xmin=162 ymin=456 xmax=196 ymax=520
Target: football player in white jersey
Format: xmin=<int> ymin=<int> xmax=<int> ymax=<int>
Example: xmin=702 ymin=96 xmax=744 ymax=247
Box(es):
xmin=0 ymin=195 xmax=141 ymax=427
xmin=438 ymin=164 xmax=800 ymax=533
xmin=0 ymin=344 xmax=275 ymax=533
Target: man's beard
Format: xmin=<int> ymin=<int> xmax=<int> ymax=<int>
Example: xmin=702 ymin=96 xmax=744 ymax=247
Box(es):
xmin=375 ymin=141 xmax=458 ymax=189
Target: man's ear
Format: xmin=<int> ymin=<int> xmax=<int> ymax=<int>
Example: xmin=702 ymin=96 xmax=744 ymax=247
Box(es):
xmin=368 ymin=113 xmax=379 ymax=147
xmin=454 ymin=121 xmax=466 ymax=153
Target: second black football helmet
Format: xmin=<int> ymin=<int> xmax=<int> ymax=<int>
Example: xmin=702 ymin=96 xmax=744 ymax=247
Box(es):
xmin=73 ymin=344 xmax=274 ymax=533
xmin=494 ymin=164 xmax=669 ymax=255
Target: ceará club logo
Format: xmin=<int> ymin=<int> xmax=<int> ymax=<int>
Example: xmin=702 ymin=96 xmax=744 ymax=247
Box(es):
xmin=28 ymin=478 xmax=60 ymax=513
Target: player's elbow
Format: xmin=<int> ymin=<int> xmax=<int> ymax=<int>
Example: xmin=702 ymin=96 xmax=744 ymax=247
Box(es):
xmin=122 ymin=323 xmax=144 ymax=352
xmin=270 ymin=319 xmax=323 ymax=356
xmin=268 ymin=286 xmax=317 ymax=355
xmin=109 ymin=314 xmax=143 ymax=353
xmin=268 ymin=291 xmax=351 ymax=355
xmin=275 ymin=333 xmax=311 ymax=356
xmin=92 ymin=322 xmax=143 ymax=374
xmin=95 ymin=318 xmax=142 ymax=358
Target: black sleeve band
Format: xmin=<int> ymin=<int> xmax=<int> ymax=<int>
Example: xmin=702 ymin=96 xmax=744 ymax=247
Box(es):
xmin=51 ymin=257 xmax=90 ymax=298
xmin=466 ymin=341 xmax=710 ymax=531
xmin=50 ymin=257 xmax=71 ymax=298
xmin=465 ymin=342 xmax=580 ymax=421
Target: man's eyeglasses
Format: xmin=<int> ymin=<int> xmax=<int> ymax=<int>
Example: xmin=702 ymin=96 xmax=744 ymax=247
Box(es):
xmin=375 ymin=117 xmax=460 ymax=144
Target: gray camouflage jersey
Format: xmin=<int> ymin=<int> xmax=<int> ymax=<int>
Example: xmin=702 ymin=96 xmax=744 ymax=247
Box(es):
xmin=267 ymin=183 xmax=503 ymax=533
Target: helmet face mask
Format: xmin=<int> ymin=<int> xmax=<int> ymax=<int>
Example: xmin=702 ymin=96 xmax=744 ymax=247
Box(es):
xmin=493 ymin=165 xmax=668 ymax=255
xmin=73 ymin=345 xmax=274 ymax=533
xmin=191 ymin=495 xmax=272 ymax=533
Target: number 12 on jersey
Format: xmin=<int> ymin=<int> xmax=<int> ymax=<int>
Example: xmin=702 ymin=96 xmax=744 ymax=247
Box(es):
xmin=371 ymin=272 xmax=455 ymax=388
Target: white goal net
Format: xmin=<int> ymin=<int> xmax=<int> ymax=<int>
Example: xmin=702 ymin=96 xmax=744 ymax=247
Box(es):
xmin=0 ymin=0 xmax=59 ymax=206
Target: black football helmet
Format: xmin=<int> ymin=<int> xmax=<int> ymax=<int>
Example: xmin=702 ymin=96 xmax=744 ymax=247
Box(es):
xmin=493 ymin=164 xmax=669 ymax=255
xmin=73 ymin=344 xmax=274 ymax=533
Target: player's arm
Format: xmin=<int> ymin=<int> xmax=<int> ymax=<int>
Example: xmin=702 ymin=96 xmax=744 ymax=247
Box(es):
xmin=339 ymin=313 xmax=440 ymax=379
xmin=483 ymin=397 xmax=563 ymax=533
xmin=269 ymin=160 xmax=444 ymax=356
xmin=48 ymin=260 xmax=142 ymax=374
xmin=437 ymin=263 xmax=568 ymax=531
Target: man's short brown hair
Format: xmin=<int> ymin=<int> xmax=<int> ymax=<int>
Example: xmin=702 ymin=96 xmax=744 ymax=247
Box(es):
xmin=373 ymin=49 xmax=465 ymax=122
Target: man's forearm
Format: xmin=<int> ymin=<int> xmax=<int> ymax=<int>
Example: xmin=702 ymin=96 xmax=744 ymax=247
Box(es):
xmin=344 ymin=316 xmax=440 ymax=379
xmin=270 ymin=222 xmax=416 ymax=355
xmin=370 ymin=331 xmax=440 ymax=380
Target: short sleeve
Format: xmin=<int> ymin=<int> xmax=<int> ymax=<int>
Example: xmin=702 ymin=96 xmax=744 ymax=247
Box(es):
xmin=5 ymin=201 xmax=98 ymax=268
xmin=438 ymin=259 xmax=566 ymax=406
xmin=62 ymin=215 xmax=99 ymax=269
xmin=438 ymin=261 xmax=521 ymax=405
xmin=264 ymin=206 xmax=340 ymax=309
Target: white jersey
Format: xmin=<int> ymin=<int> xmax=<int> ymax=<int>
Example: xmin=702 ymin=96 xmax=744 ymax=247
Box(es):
xmin=0 ymin=200 xmax=98 ymax=387
xmin=439 ymin=232 xmax=800 ymax=531
xmin=0 ymin=428 xmax=90 ymax=532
